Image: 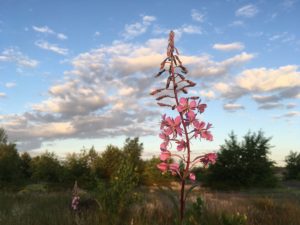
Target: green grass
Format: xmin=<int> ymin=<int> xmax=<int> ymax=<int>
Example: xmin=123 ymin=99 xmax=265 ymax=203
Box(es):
xmin=0 ymin=187 xmax=300 ymax=225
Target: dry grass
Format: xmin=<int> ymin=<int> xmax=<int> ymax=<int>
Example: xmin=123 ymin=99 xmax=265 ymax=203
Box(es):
xmin=0 ymin=187 xmax=299 ymax=225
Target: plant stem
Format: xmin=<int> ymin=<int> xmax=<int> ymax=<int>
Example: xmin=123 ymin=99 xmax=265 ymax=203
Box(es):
xmin=170 ymin=54 xmax=192 ymax=225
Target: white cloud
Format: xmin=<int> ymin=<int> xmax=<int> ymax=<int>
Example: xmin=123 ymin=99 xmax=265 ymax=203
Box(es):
xmin=213 ymin=42 xmax=244 ymax=51
xmin=174 ymin=25 xmax=202 ymax=37
xmin=32 ymin=25 xmax=68 ymax=40
xmin=94 ymin=31 xmax=101 ymax=37
xmin=223 ymin=103 xmax=245 ymax=112
xmin=0 ymin=48 xmax=38 ymax=68
xmin=32 ymin=25 xmax=54 ymax=34
xmin=236 ymin=4 xmax=258 ymax=18
xmin=5 ymin=82 xmax=16 ymax=88
xmin=188 ymin=52 xmax=254 ymax=78
xmin=57 ymin=33 xmax=68 ymax=40
xmin=35 ymin=40 xmax=68 ymax=55
xmin=236 ymin=65 xmax=300 ymax=92
xmin=0 ymin=92 xmax=6 ymax=98
xmin=229 ymin=20 xmax=245 ymax=27
xmin=274 ymin=111 xmax=300 ymax=119
xmin=191 ymin=9 xmax=205 ymax=22
xmin=122 ymin=15 xmax=156 ymax=39
xmin=200 ymin=90 xmax=215 ymax=100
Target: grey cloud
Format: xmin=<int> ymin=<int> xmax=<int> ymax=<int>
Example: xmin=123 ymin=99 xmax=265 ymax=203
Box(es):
xmin=258 ymin=102 xmax=284 ymax=110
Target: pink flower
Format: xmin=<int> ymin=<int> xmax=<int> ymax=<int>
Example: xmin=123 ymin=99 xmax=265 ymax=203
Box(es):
xmin=201 ymin=130 xmax=213 ymax=141
xmin=176 ymin=139 xmax=187 ymax=151
xmin=200 ymin=153 xmax=217 ymax=166
xmin=71 ymin=196 xmax=80 ymax=211
xmin=177 ymin=97 xmax=196 ymax=114
xmin=189 ymin=173 xmax=196 ymax=181
xmin=160 ymin=142 xmax=168 ymax=151
xmin=169 ymin=163 xmax=179 ymax=175
xmin=198 ymin=103 xmax=207 ymax=113
xmin=160 ymin=151 xmax=171 ymax=161
xmin=193 ymin=120 xmax=206 ymax=138
xmin=201 ymin=123 xmax=213 ymax=141
xmin=164 ymin=116 xmax=182 ymax=137
xmin=157 ymin=162 xmax=168 ymax=172
xmin=160 ymin=114 xmax=168 ymax=130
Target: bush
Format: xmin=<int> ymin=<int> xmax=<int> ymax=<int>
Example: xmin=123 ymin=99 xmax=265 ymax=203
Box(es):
xmin=206 ymin=131 xmax=277 ymax=189
xmin=284 ymin=151 xmax=300 ymax=180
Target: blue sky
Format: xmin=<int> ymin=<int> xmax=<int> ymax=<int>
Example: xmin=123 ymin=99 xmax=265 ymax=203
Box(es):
xmin=0 ymin=0 xmax=299 ymax=165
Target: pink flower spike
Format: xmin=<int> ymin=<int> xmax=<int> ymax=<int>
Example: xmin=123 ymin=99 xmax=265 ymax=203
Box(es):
xmin=160 ymin=151 xmax=171 ymax=161
xmin=189 ymin=173 xmax=196 ymax=181
xmin=157 ymin=162 xmax=168 ymax=172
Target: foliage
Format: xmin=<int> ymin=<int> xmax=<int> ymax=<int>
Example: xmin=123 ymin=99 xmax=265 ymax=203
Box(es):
xmin=284 ymin=151 xmax=300 ymax=180
xmin=30 ymin=152 xmax=63 ymax=183
xmin=0 ymin=129 xmax=22 ymax=186
xmin=1 ymin=189 xmax=300 ymax=225
xmin=98 ymin=145 xmax=123 ymax=179
xmin=206 ymin=131 xmax=277 ymax=189
xmin=97 ymin=138 xmax=144 ymax=223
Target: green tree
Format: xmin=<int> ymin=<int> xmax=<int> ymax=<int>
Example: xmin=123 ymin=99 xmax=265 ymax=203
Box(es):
xmin=206 ymin=131 xmax=277 ymax=189
xmin=98 ymin=145 xmax=123 ymax=179
xmin=30 ymin=151 xmax=62 ymax=183
xmin=20 ymin=152 xmax=32 ymax=179
xmin=285 ymin=151 xmax=300 ymax=180
xmin=0 ymin=128 xmax=22 ymax=184
xmin=97 ymin=138 xmax=144 ymax=223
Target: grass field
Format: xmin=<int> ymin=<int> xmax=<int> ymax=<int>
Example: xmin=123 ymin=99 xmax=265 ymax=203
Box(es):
xmin=0 ymin=184 xmax=300 ymax=225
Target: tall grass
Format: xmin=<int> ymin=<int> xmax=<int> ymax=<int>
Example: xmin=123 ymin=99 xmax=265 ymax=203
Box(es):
xmin=0 ymin=188 xmax=299 ymax=225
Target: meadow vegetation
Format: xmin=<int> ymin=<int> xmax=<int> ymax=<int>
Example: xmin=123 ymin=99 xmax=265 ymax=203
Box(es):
xmin=1 ymin=128 xmax=300 ymax=224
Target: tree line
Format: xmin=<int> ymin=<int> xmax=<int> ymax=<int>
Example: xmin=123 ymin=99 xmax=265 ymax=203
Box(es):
xmin=0 ymin=128 xmax=299 ymax=191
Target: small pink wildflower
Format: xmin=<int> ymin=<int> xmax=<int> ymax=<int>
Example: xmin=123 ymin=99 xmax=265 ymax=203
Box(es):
xmin=200 ymin=153 xmax=217 ymax=166
xmin=189 ymin=173 xmax=196 ymax=181
xmin=160 ymin=150 xmax=171 ymax=161
xmin=71 ymin=196 xmax=80 ymax=211
xmin=160 ymin=141 xmax=168 ymax=151
xmin=198 ymin=103 xmax=207 ymax=113
xmin=157 ymin=162 xmax=168 ymax=172
xmin=164 ymin=116 xmax=182 ymax=137
xmin=193 ymin=120 xmax=206 ymax=138
xmin=177 ymin=97 xmax=196 ymax=114
xmin=169 ymin=163 xmax=179 ymax=175
xmin=176 ymin=139 xmax=187 ymax=151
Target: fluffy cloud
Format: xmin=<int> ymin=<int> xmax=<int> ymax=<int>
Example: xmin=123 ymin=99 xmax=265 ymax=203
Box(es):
xmin=0 ymin=92 xmax=6 ymax=98
xmin=32 ymin=25 xmax=68 ymax=40
xmin=122 ymin=15 xmax=156 ymax=39
xmin=235 ymin=4 xmax=258 ymax=18
xmin=213 ymin=42 xmax=244 ymax=51
xmin=35 ymin=40 xmax=68 ymax=55
xmin=188 ymin=52 xmax=254 ymax=78
xmin=0 ymin=48 xmax=38 ymax=68
xmin=236 ymin=65 xmax=300 ymax=92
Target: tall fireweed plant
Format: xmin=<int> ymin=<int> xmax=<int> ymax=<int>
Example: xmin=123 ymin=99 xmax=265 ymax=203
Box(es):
xmin=151 ymin=31 xmax=217 ymax=224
